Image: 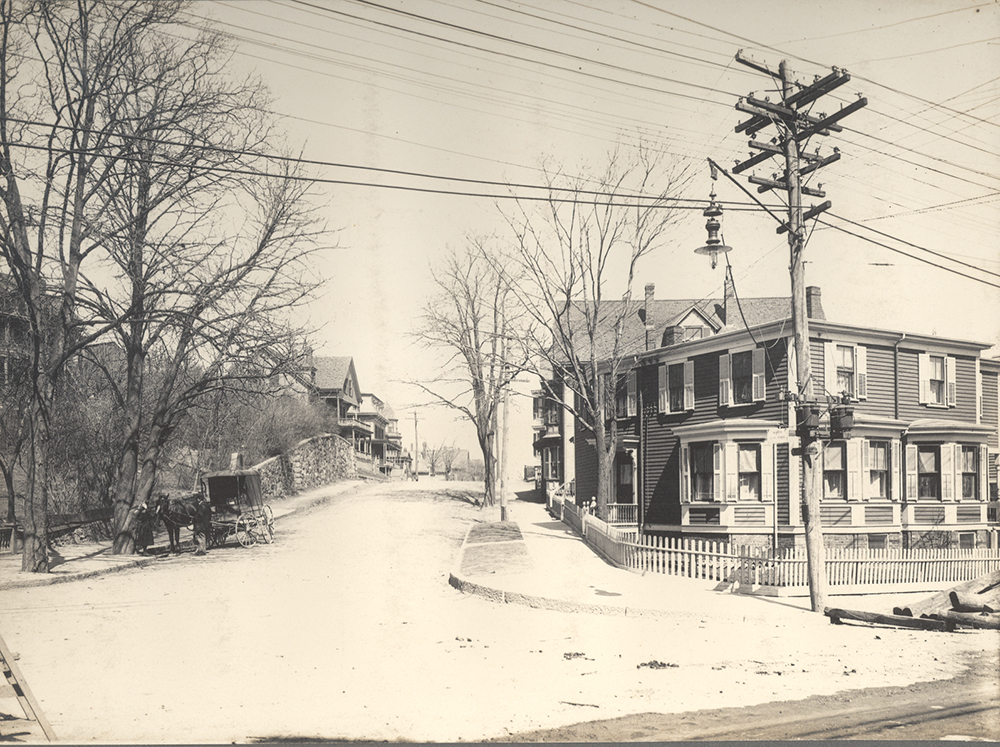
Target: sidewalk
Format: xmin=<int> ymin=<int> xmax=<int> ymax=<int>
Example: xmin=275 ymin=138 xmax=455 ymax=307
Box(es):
xmin=0 ymin=480 xmax=365 ymax=590
xmin=449 ymin=498 xmax=932 ymax=619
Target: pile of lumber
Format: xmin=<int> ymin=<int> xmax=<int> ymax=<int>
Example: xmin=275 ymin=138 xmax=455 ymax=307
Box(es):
xmin=825 ymin=570 xmax=1000 ymax=632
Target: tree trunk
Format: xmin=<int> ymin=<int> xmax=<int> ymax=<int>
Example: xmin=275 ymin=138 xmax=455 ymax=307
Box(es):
xmin=21 ymin=404 xmax=50 ymax=572
xmin=111 ymin=343 xmax=144 ymax=553
xmin=3 ymin=462 xmax=14 ymax=522
xmin=592 ymin=417 xmax=614 ymax=521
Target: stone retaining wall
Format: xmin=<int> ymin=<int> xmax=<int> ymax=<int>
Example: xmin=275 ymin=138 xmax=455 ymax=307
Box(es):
xmin=254 ymin=433 xmax=358 ymax=501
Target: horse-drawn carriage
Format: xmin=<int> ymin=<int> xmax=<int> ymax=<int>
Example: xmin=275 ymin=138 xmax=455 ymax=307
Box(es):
xmin=200 ymin=469 xmax=274 ymax=548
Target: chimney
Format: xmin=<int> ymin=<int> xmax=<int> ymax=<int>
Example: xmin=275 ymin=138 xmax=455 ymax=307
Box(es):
xmin=722 ymin=270 xmax=736 ymax=326
xmin=806 ymin=286 xmax=825 ymax=320
xmin=644 ymin=283 xmax=655 ymax=350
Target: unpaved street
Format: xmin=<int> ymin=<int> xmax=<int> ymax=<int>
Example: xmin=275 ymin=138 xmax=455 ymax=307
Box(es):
xmin=2 ymin=481 xmax=997 ymax=742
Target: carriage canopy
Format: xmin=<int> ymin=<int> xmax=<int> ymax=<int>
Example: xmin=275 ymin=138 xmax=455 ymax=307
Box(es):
xmin=199 ymin=470 xmax=264 ymax=515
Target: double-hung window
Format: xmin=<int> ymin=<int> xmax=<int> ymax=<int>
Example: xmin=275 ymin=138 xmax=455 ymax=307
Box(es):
xmin=719 ymin=348 xmax=765 ymax=406
xmin=691 ymin=443 xmax=715 ymax=502
xmin=823 ymin=342 xmax=867 ymax=400
xmin=737 ymin=443 xmax=761 ymax=501
xmin=918 ymin=353 xmax=956 ymax=407
xmin=542 ymin=447 xmax=560 ymax=481
xmin=658 ymin=360 xmax=694 ymax=413
xmin=823 ymin=442 xmax=847 ymax=500
xmin=917 ymin=445 xmax=940 ymax=499
xmin=960 ymin=446 xmax=978 ymax=500
xmin=615 ymin=370 xmax=637 ymax=418
xmin=868 ymin=440 xmax=890 ymax=499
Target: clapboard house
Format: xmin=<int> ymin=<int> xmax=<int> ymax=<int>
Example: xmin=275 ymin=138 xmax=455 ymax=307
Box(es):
xmin=546 ymin=283 xmax=1000 ymax=551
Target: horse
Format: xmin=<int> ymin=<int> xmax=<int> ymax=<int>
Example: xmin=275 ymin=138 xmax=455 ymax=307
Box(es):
xmin=153 ymin=492 xmax=211 ymax=555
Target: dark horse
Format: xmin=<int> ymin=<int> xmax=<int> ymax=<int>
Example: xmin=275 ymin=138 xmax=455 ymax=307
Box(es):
xmin=154 ymin=492 xmax=211 ymax=555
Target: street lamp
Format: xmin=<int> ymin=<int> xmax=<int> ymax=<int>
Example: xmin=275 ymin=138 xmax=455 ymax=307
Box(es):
xmin=693 ymin=189 xmax=733 ymax=269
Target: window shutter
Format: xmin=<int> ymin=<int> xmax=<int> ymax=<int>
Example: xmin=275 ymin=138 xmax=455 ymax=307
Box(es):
xmin=918 ymin=353 xmax=930 ymax=404
xmin=724 ymin=442 xmax=739 ymax=502
xmin=718 ymin=353 xmax=731 ymax=406
xmin=846 ymin=440 xmax=862 ymax=501
xmin=752 ymin=347 xmax=766 ymax=402
xmin=761 ymin=443 xmax=774 ymax=502
xmin=891 ymin=439 xmax=901 ymax=502
xmin=979 ymin=444 xmax=988 ymax=501
xmin=905 ymin=444 xmax=918 ymax=500
xmin=856 ymin=345 xmax=868 ymax=400
xmin=680 ymin=444 xmax=690 ymax=503
xmin=658 ymin=364 xmax=667 ymax=413
xmin=627 ymin=370 xmax=637 ymax=417
xmin=941 ymin=444 xmax=953 ymax=500
xmin=712 ymin=442 xmax=722 ymax=502
xmin=683 ymin=360 xmax=695 ymax=411
xmin=824 ymin=341 xmax=836 ymax=397
xmin=976 ymin=359 xmax=982 ymax=423
xmin=945 ymin=356 xmax=957 ymax=407
xmin=862 ymin=440 xmax=871 ymax=500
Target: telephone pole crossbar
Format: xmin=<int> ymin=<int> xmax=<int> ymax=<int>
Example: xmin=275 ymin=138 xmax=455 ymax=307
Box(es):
xmin=732 ymin=52 xmax=867 ymax=613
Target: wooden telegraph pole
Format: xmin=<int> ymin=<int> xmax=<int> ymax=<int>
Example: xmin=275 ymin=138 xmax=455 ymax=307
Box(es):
xmin=731 ymin=53 xmax=866 ymax=611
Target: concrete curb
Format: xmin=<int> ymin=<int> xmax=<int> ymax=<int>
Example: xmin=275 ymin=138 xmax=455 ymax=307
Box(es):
xmin=448 ymin=521 xmax=675 ymax=620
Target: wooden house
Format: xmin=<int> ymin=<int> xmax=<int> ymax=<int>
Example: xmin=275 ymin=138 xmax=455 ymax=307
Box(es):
xmin=537 ymin=283 xmax=1000 ymax=551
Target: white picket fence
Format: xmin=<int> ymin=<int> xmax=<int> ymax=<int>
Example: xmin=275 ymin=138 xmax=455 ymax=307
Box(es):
xmin=554 ymin=506 xmax=1000 ymax=596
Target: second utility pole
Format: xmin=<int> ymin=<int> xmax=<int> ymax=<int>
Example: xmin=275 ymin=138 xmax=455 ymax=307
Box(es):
xmin=779 ymin=59 xmax=826 ymax=613
xmin=732 ymin=51 xmax=866 ymax=612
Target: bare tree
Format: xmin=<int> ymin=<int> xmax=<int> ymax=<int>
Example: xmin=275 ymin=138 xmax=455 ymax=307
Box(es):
xmin=413 ymin=239 xmax=531 ymax=508
xmin=0 ymin=0 xmax=325 ymax=565
xmin=0 ymin=0 xmax=196 ymax=571
xmin=497 ymin=140 xmax=691 ymax=519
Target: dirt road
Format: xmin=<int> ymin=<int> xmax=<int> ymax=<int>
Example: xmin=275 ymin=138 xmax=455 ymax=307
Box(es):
xmin=2 ymin=481 xmax=996 ymax=742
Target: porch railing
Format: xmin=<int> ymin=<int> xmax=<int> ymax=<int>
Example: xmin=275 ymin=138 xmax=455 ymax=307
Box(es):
xmin=574 ymin=512 xmax=1000 ymax=596
xmin=606 ymin=503 xmax=638 ymax=526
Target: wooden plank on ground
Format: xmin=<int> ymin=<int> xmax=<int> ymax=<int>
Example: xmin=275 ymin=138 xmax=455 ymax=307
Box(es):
xmin=825 ymin=607 xmax=952 ymax=632
xmin=893 ymin=569 xmax=1000 ymax=618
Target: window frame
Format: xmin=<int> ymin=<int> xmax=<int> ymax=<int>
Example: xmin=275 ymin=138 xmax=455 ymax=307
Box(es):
xmin=658 ymin=360 xmax=694 ymax=414
xmin=823 ymin=441 xmax=848 ymax=500
xmin=823 ymin=341 xmax=867 ymax=401
xmin=960 ymin=445 xmax=978 ymax=501
xmin=918 ymin=352 xmax=957 ymax=407
xmin=916 ymin=444 xmax=941 ymax=500
xmin=689 ymin=442 xmax=717 ymax=503
xmin=866 ymin=440 xmax=891 ymax=500
xmin=719 ymin=347 xmax=766 ymax=407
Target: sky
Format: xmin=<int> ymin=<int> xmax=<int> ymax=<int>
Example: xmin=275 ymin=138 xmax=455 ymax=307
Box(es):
xmin=188 ymin=0 xmax=1000 ymax=473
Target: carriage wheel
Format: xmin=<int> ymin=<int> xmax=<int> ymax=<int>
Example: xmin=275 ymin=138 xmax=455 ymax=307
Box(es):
xmin=236 ymin=516 xmax=256 ymax=547
xmin=258 ymin=505 xmax=274 ymax=544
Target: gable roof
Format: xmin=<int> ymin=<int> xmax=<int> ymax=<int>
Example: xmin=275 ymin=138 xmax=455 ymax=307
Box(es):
xmin=565 ymin=293 xmax=793 ymax=362
xmin=313 ymin=356 xmax=361 ymax=404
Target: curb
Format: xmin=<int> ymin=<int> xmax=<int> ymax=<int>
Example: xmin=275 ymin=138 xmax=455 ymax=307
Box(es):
xmin=447 ymin=571 xmax=673 ymax=619
xmin=448 ymin=521 xmax=674 ymax=620
xmin=1 ymin=555 xmax=161 ymax=590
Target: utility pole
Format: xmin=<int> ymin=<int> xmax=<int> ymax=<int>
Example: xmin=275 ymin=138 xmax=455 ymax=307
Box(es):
xmin=732 ymin=52 xmax=866 ymax=612
xmin=499 ymin=369 xmax=511 ymax=522
xmin=413 ymin=411 xmax=419 ymax=480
